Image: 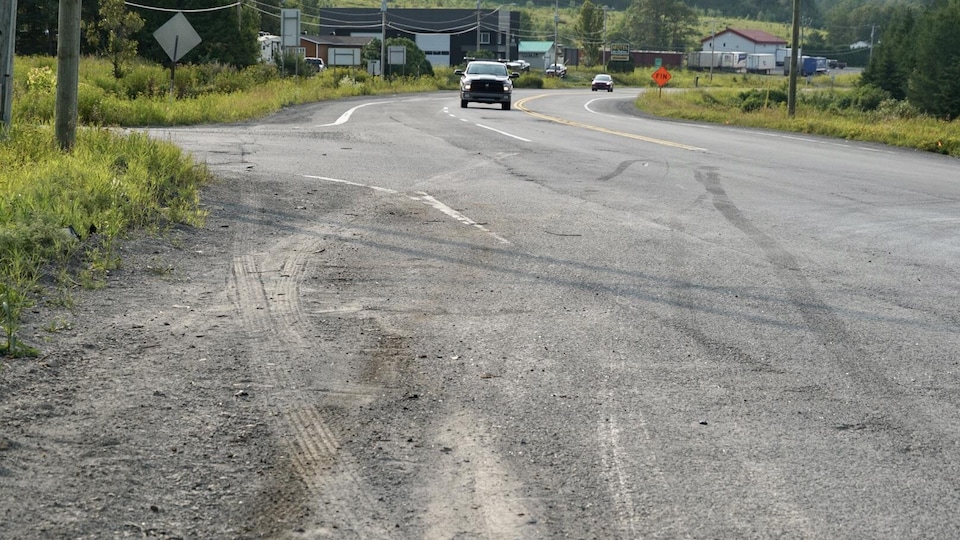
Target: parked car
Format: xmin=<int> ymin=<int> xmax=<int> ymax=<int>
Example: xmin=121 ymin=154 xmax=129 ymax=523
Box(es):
xmin=545 ymin=63 xmax=567 ymax=77
xmin=455 ymin=61 xmax=520 ymax=110
xmin=305 ymin=57 xmax=325 ymax=72
xmin=505 ymin=59 xmax=530 ymax=72
xmin=591 ymin=73 xmax=614 ymax=92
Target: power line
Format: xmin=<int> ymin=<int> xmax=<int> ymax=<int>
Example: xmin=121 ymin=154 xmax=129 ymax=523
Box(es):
xmin=124 ymin=1 xmax=241 ymax=13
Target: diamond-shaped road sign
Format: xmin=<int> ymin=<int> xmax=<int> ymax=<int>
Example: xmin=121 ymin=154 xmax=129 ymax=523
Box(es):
xmin=651 ymin=65 xmax=672 ymax=87
xmin=154 ymin=12 xmax=202 ymax=63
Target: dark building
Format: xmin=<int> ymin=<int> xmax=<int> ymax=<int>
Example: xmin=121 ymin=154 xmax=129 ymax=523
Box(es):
xmin=316 ymin=8 xmax=521 ymax=67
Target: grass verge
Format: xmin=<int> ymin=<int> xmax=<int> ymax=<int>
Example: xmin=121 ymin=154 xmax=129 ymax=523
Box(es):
xmin=0 ymin=123 xmax=211 ymax=356
xmin=633 ymin=72 xmax=960 ymax=157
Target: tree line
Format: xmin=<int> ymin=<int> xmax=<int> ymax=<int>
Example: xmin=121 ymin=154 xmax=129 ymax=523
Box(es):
xmin=859 ymin=0 xmax=960 ymax=120
xmin=16 ymin=0 xmax=260 ymax=68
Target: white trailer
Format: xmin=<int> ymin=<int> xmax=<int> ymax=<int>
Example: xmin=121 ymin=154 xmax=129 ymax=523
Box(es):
xmin=775 ymin=47 xmax=801 ymax=67
xmin=746 ymin=53 xmax=776 ymax=74
xmin=686 ymin=50 xmax=721 ymax=70
xmin=720 ymin=51 xmax=747 ymax=72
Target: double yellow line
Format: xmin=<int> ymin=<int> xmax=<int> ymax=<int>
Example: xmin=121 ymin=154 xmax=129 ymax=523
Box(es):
xmin=515 ymin=94 xmax=706 ymax=152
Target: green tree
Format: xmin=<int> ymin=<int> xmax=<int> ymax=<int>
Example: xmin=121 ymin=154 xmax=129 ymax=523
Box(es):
xmin=362 ymin=38 xmax=382 ymax=66
xmin=257 ymin=0 xmax=282 ymax=36
xmin=576 ymin=0 xmax=605 ymax=66
xmin=385 ymin=37 xmax=434 ymax=77
xmin=620 ymin=0 xmax=697 ymax=50
xmin=14 ymin=0 xmax=59 ymax=55
xmin=907 ymin=0 xmax=960 ymax=119
xmin=860 ymin=6 xmax=915 ymax=101
xmin=83 ymin=0 xmax=145 ymax=78
xmin=131 ymin=1 xmax=260 ymax=68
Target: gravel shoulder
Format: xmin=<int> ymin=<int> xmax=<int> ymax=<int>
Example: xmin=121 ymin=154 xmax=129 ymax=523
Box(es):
xmin=0 ymin=164 xmax=425 ymax=538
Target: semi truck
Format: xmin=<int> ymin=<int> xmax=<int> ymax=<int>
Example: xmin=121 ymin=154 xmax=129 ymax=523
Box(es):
xmin=720 ymin=51 xmax=748 ymax=72
xmin=775 ymin=47 xmax=801 ymax=67
xmin=686 ymin=51 xmax=721 ymax=71
xmin=783 ymin=55 xmax=829 ymax=76
xmin=746 ymin=53 xmax=776 ymax=74
xmin=687 ymin=50 xmax=747 ymax=72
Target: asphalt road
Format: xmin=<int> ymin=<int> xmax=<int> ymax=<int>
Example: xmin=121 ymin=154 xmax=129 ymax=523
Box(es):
xmin=146 ymin=88 xmax=960 ymax=538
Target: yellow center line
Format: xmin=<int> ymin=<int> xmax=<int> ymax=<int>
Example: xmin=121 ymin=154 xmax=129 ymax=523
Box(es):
xmin=515 ymin=94 xmax=707 ymax=152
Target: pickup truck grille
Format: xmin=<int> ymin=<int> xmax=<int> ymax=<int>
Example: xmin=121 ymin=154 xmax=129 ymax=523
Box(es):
xmin=472 ymin=80 xmax=504 ymax=93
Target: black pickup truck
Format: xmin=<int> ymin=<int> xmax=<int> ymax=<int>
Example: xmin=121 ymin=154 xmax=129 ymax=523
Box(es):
xmin=455 ymin=61 xmax=520 ymax=110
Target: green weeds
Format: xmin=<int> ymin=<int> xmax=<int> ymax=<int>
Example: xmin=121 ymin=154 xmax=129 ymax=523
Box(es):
xmin=1 ymin=123 xmax=210 ymax=356
xmin=634 ymin=72 xmax=960 ymax=157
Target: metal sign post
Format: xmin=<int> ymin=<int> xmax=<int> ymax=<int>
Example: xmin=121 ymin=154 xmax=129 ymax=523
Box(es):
xmin=154 ymin=12 xmax=202 ymax=100
xmin=0 ymin=0 xmax=17 ymax=135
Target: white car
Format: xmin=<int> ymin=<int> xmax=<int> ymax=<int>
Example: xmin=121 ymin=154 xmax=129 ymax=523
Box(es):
xmin=545 ymin=63 xmax=567 ymax=77
xmin=305 ymin=57 xmax=325 ymax=72
xmin=505 ymin=59 xmax=530 ymax=72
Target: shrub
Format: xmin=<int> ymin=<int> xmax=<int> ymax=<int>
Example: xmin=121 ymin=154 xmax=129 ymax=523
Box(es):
xmin=515 ymin=74 xmax=544 ymax=88
xmin=876 ymin=98 xmax=921 ymax=119
xmin=736 ymin=88 xmax=788 ymax=112
xmin=607 ymin=60 xmax=635 ymax=73
xmin=849 ymin=84 xmax=892 ymax=112
xmin=26 ymin=66 xmax=56 ymax=93
xmin=120 ymin=63 xmax=169 ymax=99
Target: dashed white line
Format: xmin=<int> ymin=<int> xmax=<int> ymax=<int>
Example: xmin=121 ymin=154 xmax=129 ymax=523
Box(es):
xmin=303 ymin=175 xmax=511 ymax=245
xmin=408 ymin=192 xmax=511 ymax=244
xmin=444 ymin=107 xmax=532 ymax=142
xmin=475 ymin=123 xmax=532 ymax=142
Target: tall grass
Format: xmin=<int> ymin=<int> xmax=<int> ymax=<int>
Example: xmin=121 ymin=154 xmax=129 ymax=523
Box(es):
xmin=1 ymin=56 xmax=461 ymax=356
xmin=12 ymin=56 xmax=459 ymax=127
xmin=633 ymin=72 xmax=960 ymax=156
xmin=1 ymin=122 xmax=211 ymax=356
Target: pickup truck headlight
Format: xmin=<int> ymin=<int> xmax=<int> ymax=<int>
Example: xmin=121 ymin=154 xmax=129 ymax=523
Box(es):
xmin=503 ymin=83 xmax=511 ymax=92
xmin=463 ymin=81 xmax=471 ymax=90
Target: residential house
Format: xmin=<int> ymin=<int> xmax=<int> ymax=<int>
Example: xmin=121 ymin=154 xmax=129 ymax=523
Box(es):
xmin=299 ymin=35 xmax=374 ymax=67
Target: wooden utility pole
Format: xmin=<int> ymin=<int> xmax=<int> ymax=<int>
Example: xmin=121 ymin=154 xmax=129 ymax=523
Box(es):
xmin=55 ymin=0 xmax=81 ymax=151
xmin=787 ymin=0 xmax=801 ymax=117
xmin=1 ymin=0 xmax=16 ymax=135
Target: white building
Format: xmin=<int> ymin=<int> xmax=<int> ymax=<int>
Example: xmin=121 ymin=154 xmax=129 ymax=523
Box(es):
xmin=701 ymin=28 xmax=788 ymax=55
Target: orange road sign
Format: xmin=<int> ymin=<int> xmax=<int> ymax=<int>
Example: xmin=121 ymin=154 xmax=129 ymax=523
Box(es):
xmin=652 ymin=66 xmax=672 ymax=87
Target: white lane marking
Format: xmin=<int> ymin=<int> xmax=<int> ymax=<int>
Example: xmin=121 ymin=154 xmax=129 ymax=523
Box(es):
xmin=408 ymin=192 xmax=511 ymax=244
xmin=781 ymin=134 xmax=822 ymax=144
xmin=444 ymin=106 xmax=532 ymax=142
xmin=303 ymin=176 xmax=511 ymax=245
xmin=319 ymin=100 xmax=397 ymax=127
xmin=475 ymin=123 xmax=532 ymax=142
xmin=584 ymin=97 xmax=614 ymax=113
xmin=304 ymin=175 xmax=398 ymax=194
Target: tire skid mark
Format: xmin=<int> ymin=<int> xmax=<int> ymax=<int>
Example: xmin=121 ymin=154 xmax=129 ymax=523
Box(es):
xmin=288 ymin=406 xmax=387 ymax=522
xmin=694 ymin=167 xmax=953 ymax=454
xmin=596 ymin=414 xmax=640 ymax=536
xmin=423 ymin=410 xmax=535 ymax=539
xmin=229 ymin=236 xmax=392 ymax=538
xmin=596 ymin=386 xmax=672 ymax=536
